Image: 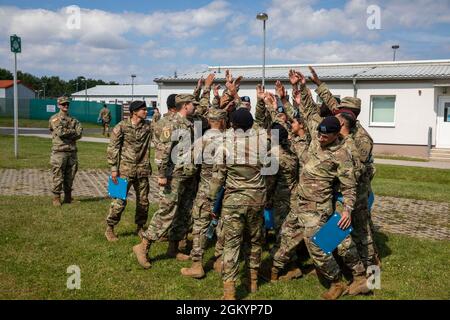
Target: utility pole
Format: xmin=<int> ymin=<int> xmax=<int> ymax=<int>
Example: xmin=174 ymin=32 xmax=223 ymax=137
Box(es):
xmin=10 ymin=34 xmax=21 ymax=159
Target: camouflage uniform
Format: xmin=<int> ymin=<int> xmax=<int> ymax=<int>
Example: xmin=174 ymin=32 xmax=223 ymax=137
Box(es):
xmin=316 ymin=83 xmax=377 ymax=267
xmin=48 ymin=106 xmax=83 ymax=197
xmin=209 ymin=128 xmax=268 ymax=283
xmin=106 ymin=118 xmax=152 ymax=227
xmin=99 ymin=106 xmax=111 ymax=136
xmin=272 ymin=85 xmax=365 ymax=281
xmin=152 ymin=110 xmax=161 ymax=123
xmin=143 ymin=95 xmax=201 ymax=242
xmin=189 ymin=109 xmax=227 ymax=263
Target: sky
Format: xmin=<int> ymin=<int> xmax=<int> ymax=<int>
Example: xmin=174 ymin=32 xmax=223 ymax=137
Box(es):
xmin=1 ymin=0 xmax=450 ymax=84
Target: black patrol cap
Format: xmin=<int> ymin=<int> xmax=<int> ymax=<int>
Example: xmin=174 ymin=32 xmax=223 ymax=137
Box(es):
xmin=230 ymin=108 xmax=254 ymax=131
xmin=129 ymin=100 xmax=147 ymax=113
xmin=167 ymin=94 xmax=177 ymax=109
xmin=241 ymin=96 xmax=251 ymax=103
xmin=317 ymin=116 xmax=341 ymax=134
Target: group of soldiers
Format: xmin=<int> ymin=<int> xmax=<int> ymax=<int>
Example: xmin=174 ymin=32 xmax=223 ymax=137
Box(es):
xmin=49 ymin=67 xmax=380 ymax=300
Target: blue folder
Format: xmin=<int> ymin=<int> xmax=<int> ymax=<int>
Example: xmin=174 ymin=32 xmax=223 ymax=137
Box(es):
xmin=108 ymin=176 xmax=128 ymax=200
xmin=213 ymin=186 xmax=225 ymax=214
xmin=312 ymin=212 xmax=353 ymax=255
xmin=264 ymin=208 xmax=275 ymax=230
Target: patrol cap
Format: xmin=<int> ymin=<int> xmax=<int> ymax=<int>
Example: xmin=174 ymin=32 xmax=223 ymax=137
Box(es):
xmin=338 ymin=97 xmax=361 ymax=112
xmin=317 ymin=116 xmax=341 ymax=134
xmin=57 ymin=96 xmax=71 ymax=105
xmin=175 ymin=94 xmax=199 ymax=107
xmin=129 ymin=100 xmax=147 ymax=113
xmin=207 ymin=108 xmax=227 ymax=121
xmin=167 ymin=94 xmax=177 ymax=109
xmin=230 ymin=108 xmax=254 ymax=130
xmin=241 ymin=96 xmax=251 ymax=103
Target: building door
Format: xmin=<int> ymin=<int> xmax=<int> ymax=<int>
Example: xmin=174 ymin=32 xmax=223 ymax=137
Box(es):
xmin=436 ymin=97 xmax=450 ymax=148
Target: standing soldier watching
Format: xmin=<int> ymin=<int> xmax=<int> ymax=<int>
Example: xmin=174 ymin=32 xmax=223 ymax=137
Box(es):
xmin=104 ymin=100 xmax=152 ymax=242
xmin=98 ymin=103 xmax=112 ymax=137
xmin=48 ymin=96 xmax=83 ymax=207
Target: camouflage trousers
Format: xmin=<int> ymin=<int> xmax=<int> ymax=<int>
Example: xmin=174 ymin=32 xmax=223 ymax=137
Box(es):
xmin=272 ymin=199 xmax=365 ymax=281
xmin=272 ymin=189 xmax=292 ymax=235
xmin=106 ymin=176 xmax=149 ymax=227
xmin=214 ymin=217 xmax=225 ymax=259
xmin=221 ymin=205 xmax=264 ymax=282
xmin=102 ymin=122 xmax=110 ymax=136
xmin=352 ymin=182 xmax=377 ymax=267
xmin=143 ymin=175 xmax=196 ymax=242
xmin=50 ymin=151 xmax=78 ymax=195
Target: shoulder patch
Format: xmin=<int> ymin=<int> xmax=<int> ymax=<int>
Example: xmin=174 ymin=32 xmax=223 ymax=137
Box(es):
xmin=162 ymin=127 xmax=171 ymax=140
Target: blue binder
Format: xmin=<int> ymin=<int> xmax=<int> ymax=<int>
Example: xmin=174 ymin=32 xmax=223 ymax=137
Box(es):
xmin=312 ymin=212 xmax=353 ymax=255
xmin=108 ymin=176 xmax=128 ymax=200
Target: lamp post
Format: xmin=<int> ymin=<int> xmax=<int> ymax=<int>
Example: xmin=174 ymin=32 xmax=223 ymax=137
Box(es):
xmin=256 ymin=12 xmax=268 ymax=88
xmin=131 ymin=74 xmax=136 ymax=101
xmin=392 ymin=45 xmax=400 ymax=61
xmin=79 ymin=76 xmax=87 ymax=101
xmin=42 ymin=83 xmax=46 ymax=99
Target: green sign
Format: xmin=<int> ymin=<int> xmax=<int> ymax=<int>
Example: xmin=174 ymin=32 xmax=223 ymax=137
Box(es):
xmin=10 ymin=35 xmax=21 ymax=53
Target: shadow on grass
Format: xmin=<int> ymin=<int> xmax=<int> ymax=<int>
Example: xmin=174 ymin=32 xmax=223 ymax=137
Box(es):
xmin=78 ymin=197 xmax=109 ymax=203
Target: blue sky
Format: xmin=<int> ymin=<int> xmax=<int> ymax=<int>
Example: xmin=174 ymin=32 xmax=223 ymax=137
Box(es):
xmin=1 ymin=0 xmax=449 ymax=84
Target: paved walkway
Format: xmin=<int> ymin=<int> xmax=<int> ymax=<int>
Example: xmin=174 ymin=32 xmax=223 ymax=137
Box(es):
xmin=0 ymin=168 xmax=448 ymax=241
xmin=374 ymin=158 xmax=450 ymax=169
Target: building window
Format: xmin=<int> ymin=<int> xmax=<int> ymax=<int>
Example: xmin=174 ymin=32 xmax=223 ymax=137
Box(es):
xmin=445 ymin=103 xmax=450 ymax=122
xmin=370 ymin=95 xmax=396 ymax=127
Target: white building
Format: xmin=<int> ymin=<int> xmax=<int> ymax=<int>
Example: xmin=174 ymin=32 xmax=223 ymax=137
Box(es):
xmin=71 ymin=84 xmax=158 ymax=108
xmin=154 ymin=59 xmax=450 ymax=159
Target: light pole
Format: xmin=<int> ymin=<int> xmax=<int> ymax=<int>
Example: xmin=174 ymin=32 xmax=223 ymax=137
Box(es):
xmin=256 ymin=12 xmax=268 ymax=88
xmin=131 ymin=74 xmax=136 ymax=101
xmin=392 ymin=45 xmax=400 ymax=61
xmin=42 ymin=83 xmax=46 ymax=99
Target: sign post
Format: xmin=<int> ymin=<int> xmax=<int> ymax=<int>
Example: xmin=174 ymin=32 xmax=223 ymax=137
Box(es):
xmin=10 ymin=34 xmax=21 ymax=159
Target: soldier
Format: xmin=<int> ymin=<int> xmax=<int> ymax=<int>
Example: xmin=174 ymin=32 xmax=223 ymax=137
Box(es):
xmin=48 ymin=96 xmax=83 ymax=207
xmin=98 ymin=103 xmax=112 ymax=137
xmin=238 ymin=96 xmax=251 ymax=110
xmin=209 ymin=107 xmax=268 ymax=300
xmin=152 ymin=107 xmax=161 ymax=123
xmin=104 ymin=100 xmax=152 ymax=242
xmin=180 ymin=108 xmax=228 ymax=279
xmin=133 ymin=94 xmax=200 ymax=268
xmin=309 ymin=67 xmax=379 ymax=268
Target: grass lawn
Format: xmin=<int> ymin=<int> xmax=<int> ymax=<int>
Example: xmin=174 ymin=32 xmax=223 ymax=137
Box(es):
xmin=372 ymin=164 xmax=450 ymax=203
xmin=0 ymin=117 xmax=102 ymax=129
xmin=375 ymin=155 xmax=429 ymax=162
xmin=0 ymin=135 xmax=109 ymax=170
xmin=0 ymin=196 xmax=448 ymax=300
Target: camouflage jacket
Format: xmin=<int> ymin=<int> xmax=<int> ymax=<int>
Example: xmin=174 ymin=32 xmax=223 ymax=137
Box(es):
xmin=209 ymin=128 xmax=268 ymax=207
xmin=48 ymin=111 xmax=83 ymax=152
xmin=287 ymin=85 xmax=356 ymax=209
xmin=315 ymin=82 xmax=375 ymax=182
xmin=152 ymin=111 xmax=161 ymax=123
xmin=155 ymin=112 xmax=196 ymax=178
xmin=107 ymin=118 xmax=152 ymax=178
xmin=99 ymin=107 xmax=111 ymax=123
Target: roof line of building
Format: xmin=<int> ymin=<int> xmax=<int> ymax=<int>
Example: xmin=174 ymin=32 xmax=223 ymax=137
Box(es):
xmin=208 ymin=59 xmax=450 ymax=70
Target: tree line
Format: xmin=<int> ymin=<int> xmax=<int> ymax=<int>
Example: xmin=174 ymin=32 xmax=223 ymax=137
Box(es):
xmin=0 ymin=67 xmax=118 ymax=98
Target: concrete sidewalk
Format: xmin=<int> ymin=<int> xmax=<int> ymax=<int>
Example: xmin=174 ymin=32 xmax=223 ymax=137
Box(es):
xmin=374 ymin=158 xmax=450 ymax=169
xmin=18 ymin=133 xmax=109 ymax=143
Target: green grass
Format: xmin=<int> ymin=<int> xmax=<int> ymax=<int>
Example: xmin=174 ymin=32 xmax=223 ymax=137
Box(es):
xmin=0 ymin=135 xmax=109 ymax=169
xmin=0 ymin=196 xmax=448 ymax=300
xmin=375 ymin=155 xmax=429 ymax=162
xmin=0 ymin=117 xmax=102 ymax=129
xmin=372 ymin=164 xmax=450 ymax=203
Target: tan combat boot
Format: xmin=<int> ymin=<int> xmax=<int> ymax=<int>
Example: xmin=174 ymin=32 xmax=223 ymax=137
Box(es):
xmin=246 ymin=269 xmax=258 ymax=293
xmin=346 ymin=275 xmax=372 ymax=296
xmin=270 ymin=267 xmax=280 ymax=283
xmin=52 ymin=195 xmax=62 ymax=207
xmin=222 ymin=281 xmax=236 ymax=300
xmin=321 ymin=280 xmax=348 ymax=300
xmin=180 ymin=261 xmax=205 ymax=279
xmin=105 ymin=226 xmax=118 ymax=242
xmin=213 ymin=257 xmax=223 ymax=273
xmin=166 ymin=241 xmax=190 ymax=261
xmin=279 ymin=262 xmax=303 ymax=281
xmin=63 ymin=191 xmax=72 ymax=204
xmin=135 ymin=225 xmax=145 ymax=240
xmin=133 ymin=238 xmax=152 ymax=269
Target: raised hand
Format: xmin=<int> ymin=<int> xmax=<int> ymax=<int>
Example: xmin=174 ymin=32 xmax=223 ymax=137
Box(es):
xmin=256 ymin=84 xmax=265 ymax=100
xmin=308 ymin=66 xmax=322 ymax=86
xmin=225 ymin=69 xmax=233 ymax=83
xmin=205 ymin=73 xmax=215 ymax=88
xmin=197 ymin=76 xmax=204 ymax=88
xmin=213 ymin=84 xmax=221 ymax=97
xmin=289 ymin=69 xmax=301 ymax=86
xmin=234 ymin=75 xmax=243 ymax=91
xmin=293 ymin=88 xmax=301 ymax=106
xmin=275 ymin=80 xmax=286 ymax=99
xmin=264 ymin=92 xmax=277 ymax=110
xmin=296 ymin=71 xmax=307 ymax=86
